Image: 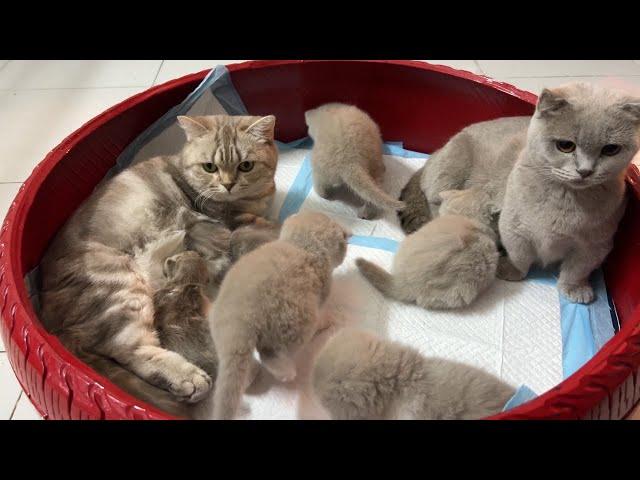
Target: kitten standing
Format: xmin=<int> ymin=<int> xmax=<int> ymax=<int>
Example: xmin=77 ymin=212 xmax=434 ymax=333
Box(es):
xmin=305 ymin=103 xmax=405 ymax=219
xmin=312 ymin=328 xmax=515 ymax=420
xmin=211 ymin=212 xmax=350 ymax=420
xmin=357 ymin=188 xmax=499 ymax=310
xmin=499 ymin=84 xmax=640 ymax=303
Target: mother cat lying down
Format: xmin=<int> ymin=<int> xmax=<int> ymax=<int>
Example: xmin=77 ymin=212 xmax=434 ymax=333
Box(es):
xmin=39 ymin=114 xmax=278 ymax=409
xmin=399 ymin=83 xmax=640 ymax=303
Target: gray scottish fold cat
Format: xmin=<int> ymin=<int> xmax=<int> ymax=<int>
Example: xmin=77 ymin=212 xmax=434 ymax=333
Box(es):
xmin=398 ymin=83 xmax=640 ymax=303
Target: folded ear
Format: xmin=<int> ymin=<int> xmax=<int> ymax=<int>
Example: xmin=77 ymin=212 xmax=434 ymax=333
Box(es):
xmin=177 ymin=116 xmax=209 ymax=141
xmin=536 ymin=88 xmax=570 ymax=117
xmin=245 ymin=115 xmax=276 ymax=143
xmin=621 ymin=102 xmax=640 ymax=124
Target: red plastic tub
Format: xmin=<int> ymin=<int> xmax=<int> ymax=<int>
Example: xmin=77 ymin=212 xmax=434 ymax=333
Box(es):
xmin=1 ymin=60 xmax=639 ymax=420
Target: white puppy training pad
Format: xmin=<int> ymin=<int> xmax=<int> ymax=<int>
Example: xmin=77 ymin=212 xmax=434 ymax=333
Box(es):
xmin=201 ymin=142 xmax=606 ymax=420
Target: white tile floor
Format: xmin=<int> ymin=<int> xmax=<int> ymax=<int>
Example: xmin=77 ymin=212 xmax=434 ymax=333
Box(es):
xmin=1 ymin=60 xmax=639 ymax=420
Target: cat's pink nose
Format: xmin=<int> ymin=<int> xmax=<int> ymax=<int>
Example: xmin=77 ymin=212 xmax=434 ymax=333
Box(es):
xmin=577 ymin=168 xmax=593 ymax=178
xmin=222 ymin=182 xmax=236 ymax=192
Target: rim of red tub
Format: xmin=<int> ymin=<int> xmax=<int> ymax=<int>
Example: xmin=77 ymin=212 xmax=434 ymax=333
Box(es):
xmin=0 ymin=60 xmax=637 ymax=419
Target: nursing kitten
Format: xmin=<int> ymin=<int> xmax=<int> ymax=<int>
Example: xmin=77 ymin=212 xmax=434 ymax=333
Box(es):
xmin=499 ymin=83 xmax=640 ymax=303
xmin=312 ymin=328 xmax=515 ymax=420
xmin=153 ymin=251 xmax=217 ymax=379
xmin=40 ymin=114 xmax=277 ymax=406
xmin=357 ymin=190 xmax=499 ymax=309
xmin=211 ymin=212 xmax=350 ymax=419
xmin=398 ymin=115 xmax=529 ymax=234
xmin=305 ymin=103 xmax=405 ymax=219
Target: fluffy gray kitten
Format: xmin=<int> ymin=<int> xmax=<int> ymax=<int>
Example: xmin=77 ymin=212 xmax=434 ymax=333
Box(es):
xmin=357 ymin=188 xmax=499 ymax=310
xmin=211 ymin=212 xmax=350 ymax=419
xmin=305 ymin=103 xmax=405 ymax=219
xmin=153 ymin=251 xmax=217 ymax=379
xmin=498 ymin=83 xmax=640 ymax=303
xmin=312 ymin=328 xmax=515 ymax=420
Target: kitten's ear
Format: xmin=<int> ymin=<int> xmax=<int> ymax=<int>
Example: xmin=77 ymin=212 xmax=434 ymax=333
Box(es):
xmin=163 ymin=256 xmax=178 ymax=279
xmin=245 ymin=115 xmax=276 ymax=143
xmin=177 ymin=116 xmax=209 ymax=141
xmin=621 ymin=102 xmax=640 ymax=124
xmin=537 ymin=88 xmax=570 ymax=117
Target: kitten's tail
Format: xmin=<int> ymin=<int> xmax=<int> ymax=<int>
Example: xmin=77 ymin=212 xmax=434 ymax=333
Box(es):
xmin=343 ymin=165 xmax=406 ymax=213
xmin=355 ymin=258 xmax=401 ymax=301
xmin=76 ymin=350 xmax=192 ymax=418
xmin=212 ymin=339 xmax=255 ymax=420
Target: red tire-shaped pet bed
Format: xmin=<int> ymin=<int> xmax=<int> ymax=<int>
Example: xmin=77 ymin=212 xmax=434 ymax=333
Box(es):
xmin=1 ymin=60 xmax=639 ymax=420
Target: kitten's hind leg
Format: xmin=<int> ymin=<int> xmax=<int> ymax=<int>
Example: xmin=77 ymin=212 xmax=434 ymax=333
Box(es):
xmin=259 ymin=350 xmax=297 ymax=383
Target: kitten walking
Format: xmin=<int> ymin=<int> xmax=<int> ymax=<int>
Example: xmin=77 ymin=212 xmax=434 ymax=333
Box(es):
xmin=357 ymin=188 xmax=499 ymax=310
xmin=305 ymin=103 xmax=405 ymax=219
xmin=211 ymin=212 xmax=350 ymax=419
xmin=312 ymin=328 xmax=515 ymax=420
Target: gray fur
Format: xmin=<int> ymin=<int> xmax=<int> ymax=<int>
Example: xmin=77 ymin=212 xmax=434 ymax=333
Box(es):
xmin=498 ymin=83 xmax=640 ymax=303
xmin=398 ymin=116 xmax=529 ymax=234
xmin=40 ymin=114 xmax=278 ymax=411
xmin=305 ymin=103 xmax=405 ymax=219
xmin=312 ymin=328 xmax=515 ymax=420
xmin=357 ymin=190 xmax=499 ymax=310
xmin=211 ymin=212 xmax=350 ymax=419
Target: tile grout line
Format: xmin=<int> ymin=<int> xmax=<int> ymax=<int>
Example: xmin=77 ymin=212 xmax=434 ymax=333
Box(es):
xmin=151 ymin=61 xmax=165 ymax=87
xmin=473 ymin=60 xmax=485 ymax=76
xmin=9 ymin=391 xmax=22 ymax=420
xmin=0 ymin=181 xmax=24 ymax=185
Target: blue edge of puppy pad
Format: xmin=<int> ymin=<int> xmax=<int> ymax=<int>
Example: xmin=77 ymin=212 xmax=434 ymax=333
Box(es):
xmin=33 ymin=65 xmax=618 ymax=414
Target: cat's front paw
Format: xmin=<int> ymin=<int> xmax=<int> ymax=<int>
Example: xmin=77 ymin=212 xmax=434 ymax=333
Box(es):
xmin=171 ymin=364 xmax=213 ymax=403
xmin=558 ymin=282 xmax=595 ymax=304
xmin=496 ymin=257 xmax=527 ymax=281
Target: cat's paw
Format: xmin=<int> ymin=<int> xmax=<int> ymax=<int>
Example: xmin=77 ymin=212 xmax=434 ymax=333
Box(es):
xmin=496 ymin=257 xmax=527 ymax=281
xmin=558 ymin=282 xmax=595 ymax=304
xmin=170 ymin=364 xmax=213 ymax=403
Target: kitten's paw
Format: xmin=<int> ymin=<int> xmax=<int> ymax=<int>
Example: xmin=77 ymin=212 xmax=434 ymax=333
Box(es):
xmin=170 ymin=365 xmax=213 ymax=403
xmin=496 ymin=257 xmax=527 ymax=281
xmin=558 ymin=282 xmax=595 ymax=304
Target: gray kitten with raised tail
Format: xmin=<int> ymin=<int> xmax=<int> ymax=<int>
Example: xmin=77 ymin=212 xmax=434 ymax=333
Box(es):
xmin=211 ymin=212 xmax=350 ymax=420
xmin=305 ymin=103 xmax=405 ymax=219
xmin=312 ymin=328 xmax=515 ymax=420
xmin=499 ymin=83 xmax=640 ymax=303
xmin=39 ymin=114 xmax=278 ymax=409
xmin=357 ymin=188 xmax=499 ymax=310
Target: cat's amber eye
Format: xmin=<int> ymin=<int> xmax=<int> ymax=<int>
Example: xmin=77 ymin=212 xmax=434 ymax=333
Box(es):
xmin=601 ymin=144 xmax=622 ymax=156
xmin=202 ymin=162 xmax=217 ymax=173
xmin=556 ymin=140 xmax=576 ymax=153
xmin=238 ymin=161 xmax=254 ymax=172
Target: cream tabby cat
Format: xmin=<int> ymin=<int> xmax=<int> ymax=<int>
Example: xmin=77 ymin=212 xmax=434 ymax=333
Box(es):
xmin=40 ymin=114 xmax=278 ymax=410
